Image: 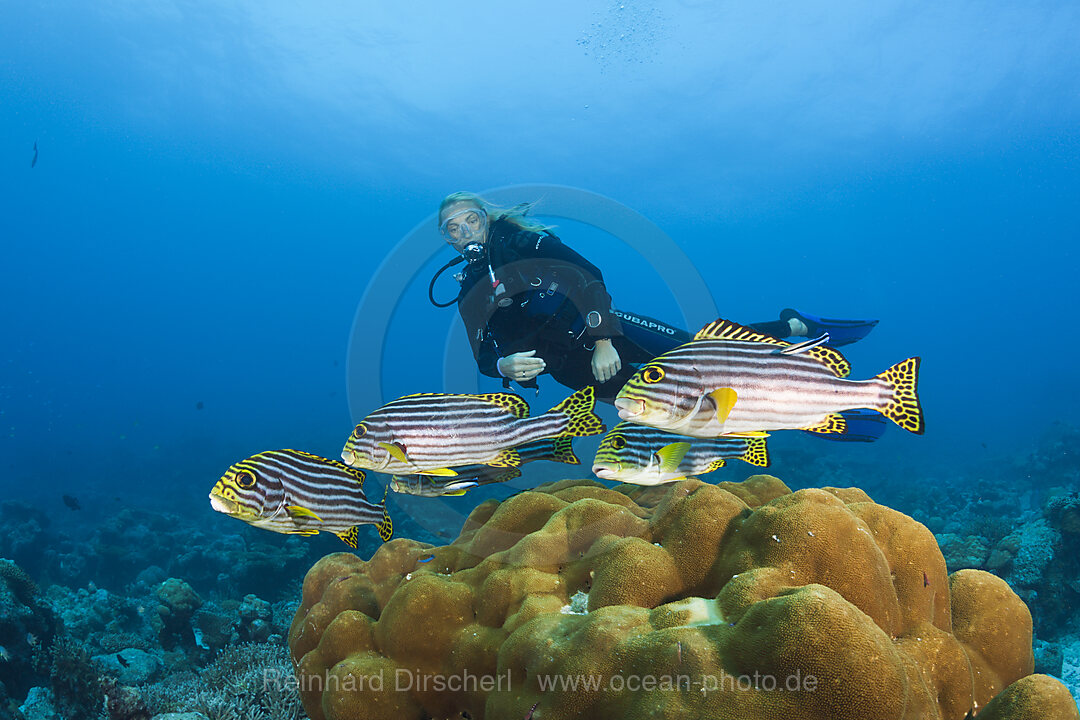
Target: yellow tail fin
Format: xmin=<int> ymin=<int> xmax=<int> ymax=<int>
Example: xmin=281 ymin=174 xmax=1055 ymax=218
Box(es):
xmin=549 ymin=386 xmax=606 ymax=438
xmin=876 ymin=357 xmax=924 ymax=434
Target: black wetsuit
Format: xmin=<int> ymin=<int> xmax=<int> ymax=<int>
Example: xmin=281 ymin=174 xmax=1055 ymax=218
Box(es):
xmin=456 ymin=218 xmax=656 ymax=401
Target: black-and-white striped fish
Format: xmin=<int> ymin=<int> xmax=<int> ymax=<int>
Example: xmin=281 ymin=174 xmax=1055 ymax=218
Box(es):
xmin=209 ymin=449 xmax=392 ymax=547
xmin=341 ymin=386 xmax=604 ymax=475
xmin=592 ymin=422 xmax=769 ymax=485
xmin=614 ymin=318 xmax=924 ymax=438
xmin=390 ymin=437 xmax=580 ymax=497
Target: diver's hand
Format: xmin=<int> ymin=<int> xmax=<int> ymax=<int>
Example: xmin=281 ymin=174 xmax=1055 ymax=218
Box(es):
xmin=498 ymin=351 xmax=546 ymax=383
xmin=591 ymin=339 xmax=622 ymax=384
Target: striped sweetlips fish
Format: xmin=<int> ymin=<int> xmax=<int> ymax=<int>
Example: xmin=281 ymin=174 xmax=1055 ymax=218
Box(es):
xmin=341 ymin=386 xmax=604 ymax=476
xmin=390 ymin=436 xmax=579 ymax=497
xmin=592 ymin=421 xmax=769 ymax=486
xmin=614 ymin=318 xmax=924 ymax=438
xmin=209 ymin=449 xmax=392 ymax=547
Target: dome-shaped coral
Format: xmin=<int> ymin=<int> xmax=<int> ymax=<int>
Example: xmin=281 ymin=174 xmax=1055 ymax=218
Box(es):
xmin=289 ymin=476 xmax=1076 ymax=720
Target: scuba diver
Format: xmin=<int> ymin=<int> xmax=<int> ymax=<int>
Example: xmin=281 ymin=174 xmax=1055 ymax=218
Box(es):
xmin=429 ymin=191 xmax=880 ymax=418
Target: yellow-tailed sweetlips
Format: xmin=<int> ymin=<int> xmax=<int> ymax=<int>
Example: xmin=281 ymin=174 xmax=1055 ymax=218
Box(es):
xmin=341 ymin=386 xmax=604 ymax=476
xmin=592 ymin=421 xmax=769 ymax=485
xmin=614 ymin=318 xmax=923 ymax=438
xmin=209 ymin=449 xmax=392 ymax=547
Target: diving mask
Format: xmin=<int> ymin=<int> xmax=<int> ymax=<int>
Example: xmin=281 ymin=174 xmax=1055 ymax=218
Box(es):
xmin=440 ymin=207 xmax=487 ymax=243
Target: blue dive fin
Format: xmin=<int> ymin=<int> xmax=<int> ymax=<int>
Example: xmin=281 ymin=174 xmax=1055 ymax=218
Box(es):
xmin=803 ymin=408 xmax=888 ymax=443
xmin=781 ymin=308 xmax=879 ymax=347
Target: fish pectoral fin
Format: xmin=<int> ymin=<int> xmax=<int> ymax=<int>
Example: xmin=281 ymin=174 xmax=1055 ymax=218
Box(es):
xmin=802 ymin=413 xmax=849 ymax=435
xmin=710 ymin=388 xmax=738 ymax=424
xmin=654 ymin=442 xmax=691 ymax=473
xmin=377 ymin=441 xmax=411 ymax=465
xmin=335 ymin=527 xmax=359 ymax=548
xmin=488 ymin=448 xmax=522 ymax=468
xmin=420 ymin=467 xmax=459 ymax=477
xmin=286 ymin=505 xmax=324 ymax=522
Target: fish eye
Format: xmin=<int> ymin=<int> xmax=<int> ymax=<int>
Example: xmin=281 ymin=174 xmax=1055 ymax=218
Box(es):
xmin=236 ymin=470 xmax=256 ymax=489
xmin=611 ymin=436 xmax=627 ymax=450
xmin=643 ymin=366 xmax=665 ymax=383
xmin=352 ymin=424 xmax=367 ymax=440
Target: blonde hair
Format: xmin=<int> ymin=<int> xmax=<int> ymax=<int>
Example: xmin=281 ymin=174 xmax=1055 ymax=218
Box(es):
xmin=438 ymin=191 xmax=553 ymax=234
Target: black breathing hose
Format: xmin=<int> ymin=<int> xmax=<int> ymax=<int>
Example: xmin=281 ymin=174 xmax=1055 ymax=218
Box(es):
xmin=428 ymin=255 xmax=466 ymax=308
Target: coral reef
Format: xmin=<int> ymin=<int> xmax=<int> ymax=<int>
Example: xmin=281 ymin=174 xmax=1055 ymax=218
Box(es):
xmin=0 ymin=559 xmax=62 ymax=703
xmin=141 ymin=641 xmax=303 ymax=719
xmin=0 ymin=502 xmax=334 ymax=607
xmin=290 ymin=476 xmax=1074 ymax=719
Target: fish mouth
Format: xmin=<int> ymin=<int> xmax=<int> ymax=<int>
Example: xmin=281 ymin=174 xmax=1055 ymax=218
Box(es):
xmin=341 ymin=449 xmax=357 ymax=466
xmin=592 ymin=464 xmax=618 ymax=480
xmin=614 ymin=397 xmax=645 ymax=420
xmin=209 ymin=493 xmax=239 ymax=516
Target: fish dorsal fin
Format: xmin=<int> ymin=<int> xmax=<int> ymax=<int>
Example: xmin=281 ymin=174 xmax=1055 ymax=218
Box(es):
xmin=478 ymin=393 xmax=530 ymax=418
xmin=654 ymin=442 xmax=691 ymax=473
xmin=805 ymin=346 xmax=851 ymax=378
xmin=336 ymin=527 xmax=359 ymax=548
xmin=695 ymin=318 xmax=787 ymax=345
xmin=711 ymin=388 xmax=738 ymax=424
xmin=286 ymin=505 xmax=323 ymax=522
xmin=694 ymin=318 xmax=851 ymax=378
xmin=289 ymin=449 xmax=367 ymax=480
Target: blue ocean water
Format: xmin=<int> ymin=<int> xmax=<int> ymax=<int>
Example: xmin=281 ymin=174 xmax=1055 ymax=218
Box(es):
xmin=2 ymin=1 xmax=1079 ymax=716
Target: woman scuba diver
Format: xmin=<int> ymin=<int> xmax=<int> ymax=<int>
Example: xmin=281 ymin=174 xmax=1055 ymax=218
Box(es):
xmin=429 ymin=191 xmax=880 ymax=408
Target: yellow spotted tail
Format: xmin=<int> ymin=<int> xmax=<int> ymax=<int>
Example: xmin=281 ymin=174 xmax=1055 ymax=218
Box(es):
xmin=549 ymin=386 xmax=606 ymax=438
xmin=877 ymin=357 xmax=924 ymax=434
